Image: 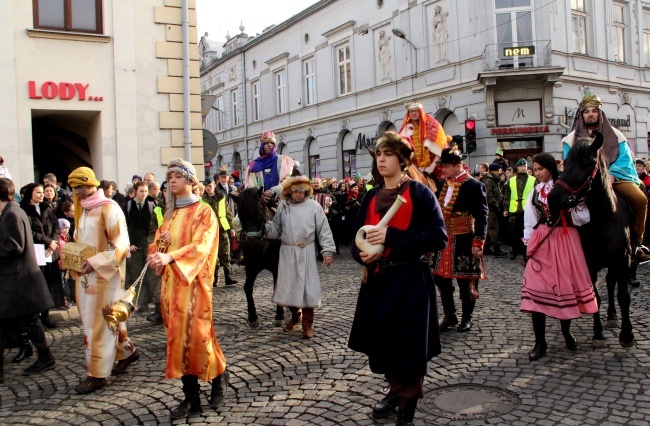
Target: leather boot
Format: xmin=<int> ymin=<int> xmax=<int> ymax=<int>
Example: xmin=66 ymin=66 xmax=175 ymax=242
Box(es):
xmin=372 ymin=390 xmax=398 ymax=419
xmin=458 ymin=299 xmax=476 ymax=332
xmin=396 ymin=398 xmax=418 ymax=426
xmin=439 ymin=315 xmax=458 ymax=332
xmin=224 ymin=268 xmax=238 ymax=285
xmin=40 ymin=310 xmax=57 ymax=329
xmin=12 ymin=335 xmax=33 ymax=363
xmin=23 ymin=347 xmax=55 ymax=376
xmin=146 ymin=304 xmax=163 ymax=324
xmin=561 ymin=320 xmax=577 ymax=350
xmin=170 ymin=375 xmax=201 ymax=419
xmin=209 ymin=370 xmax=229 ymax=409
xmin=529 ymin=313 xmax=547 ymax=361
xmin=283 ymin=309 xmax=302 ymax=332
xmin=302 ymin=308 xmax=314 ymax=338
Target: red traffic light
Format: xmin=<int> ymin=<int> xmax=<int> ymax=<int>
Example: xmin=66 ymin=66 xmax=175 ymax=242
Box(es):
xmin=465 ymin=119 xmax=476 ymax=131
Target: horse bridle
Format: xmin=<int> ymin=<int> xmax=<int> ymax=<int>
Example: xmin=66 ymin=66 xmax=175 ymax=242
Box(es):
xmin=555 ymin=150 xmax=601 ymax=204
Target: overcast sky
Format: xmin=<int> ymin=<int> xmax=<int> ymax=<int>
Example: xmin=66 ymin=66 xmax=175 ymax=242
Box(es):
xmin=196 ymin=0 xmax=320 ymax=45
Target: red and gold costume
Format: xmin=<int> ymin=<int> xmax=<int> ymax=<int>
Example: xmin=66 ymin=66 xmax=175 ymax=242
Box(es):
xmin=398 ymin=103 xmax=448 ymax=170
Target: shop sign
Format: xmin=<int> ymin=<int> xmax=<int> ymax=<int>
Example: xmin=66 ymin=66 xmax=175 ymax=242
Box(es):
xmin=491 ymin=125 xmax=550 ymax=135
xmin=356 ymin=133 xmax=376 ymax=151
xmin=28 ymin=81 xmax=103 ymax=101
xmin=503 ymin=45 xmax=536 ymax=57
xmin=496 ymin=100 xmax=542 ymax=126
xmin=608 ymin=115 xmax=631 ymax=129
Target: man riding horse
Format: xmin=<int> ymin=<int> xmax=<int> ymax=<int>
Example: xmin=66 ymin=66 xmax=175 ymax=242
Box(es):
xmin=562 ymin=93 xmax=650 ymax=265
xmin=245 ymin=131 xmax=295 ymax=202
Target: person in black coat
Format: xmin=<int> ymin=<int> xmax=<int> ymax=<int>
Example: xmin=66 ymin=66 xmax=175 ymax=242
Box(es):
xmin=431 ymin=147 xmax=489 ymax=333
xmin=0 ymin=178 xmax=56 ymax=382
xmin=348 ymin=132 xmax=448 ymax=425
xmin=20 ymin=184 xmax=65 ymax=328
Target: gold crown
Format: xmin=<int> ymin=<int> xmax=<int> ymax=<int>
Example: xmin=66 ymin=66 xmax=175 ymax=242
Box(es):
xmin=405 ymin=101 xmax=423 ymax=111
xmin=579 ymin=92 xmax=602 ymax=110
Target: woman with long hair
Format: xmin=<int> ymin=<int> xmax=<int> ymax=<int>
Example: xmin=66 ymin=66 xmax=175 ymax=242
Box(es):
xmin=521 ymin=153 xmax=597 ymax=361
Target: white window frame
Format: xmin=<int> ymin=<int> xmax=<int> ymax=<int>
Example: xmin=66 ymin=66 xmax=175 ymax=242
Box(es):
xmin=644 ymin=10 xmax=650 ymax=67
xmin=304 ymin=59 xmax=316 ymax=106
xmin=613 ymin=3 xmax=626 ymax=63
xmin=337 ymin=43 xmax=352 ymax=96
xmin=216 ymin=96 xmax=224 ymax=131
xmin=493 ymin=1 xmax=535 ymax=69
xmin=571 ymin=0 xmax=588 ymax=55
xmin=252 ymin=81 xmax=261 ymax=122
xmin=231 ymin=90 xmax=240 ymax=127
xmin=275 ymin=70 xmax=287 ymax=114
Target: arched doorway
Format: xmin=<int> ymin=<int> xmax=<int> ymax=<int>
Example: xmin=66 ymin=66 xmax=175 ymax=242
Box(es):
xmin=306 ymin=137 xmax=320 ymax=178
xmin=232 ymin=151 xmax=242 ymax=175
xmin=377 ymin=120 xmax=397 ymax=136
xmin=338 ymin=130 xmax=356 ymax=179
xmin=435 ymin=109 xmax=461 ymax=139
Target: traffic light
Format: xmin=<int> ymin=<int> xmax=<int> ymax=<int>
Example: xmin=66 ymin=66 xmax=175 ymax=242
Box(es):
xmin=451 ymin=135 xmax=464 ymax=153
xmin=465 ymin=119 xmax=477 ymax=153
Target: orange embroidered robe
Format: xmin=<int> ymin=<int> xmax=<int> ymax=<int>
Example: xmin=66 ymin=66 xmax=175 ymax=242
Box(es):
xmin=152 ymin=202 xmax=226 ymax=382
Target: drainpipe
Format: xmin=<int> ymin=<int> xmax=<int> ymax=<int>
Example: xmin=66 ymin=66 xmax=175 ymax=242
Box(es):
xmin=242 ymin=49 xmax=249 ymax=169
xmin=182 ymin=0 xmax=191 ymax=162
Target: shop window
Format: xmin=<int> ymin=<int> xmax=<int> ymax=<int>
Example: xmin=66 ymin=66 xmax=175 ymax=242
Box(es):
xmin=342 ymin=150 xmax=357 ymax=179
xmin=309 ymin=156 xmax=321 ymax=179
xmin=33 ymin=0 xmax=104 ymax=34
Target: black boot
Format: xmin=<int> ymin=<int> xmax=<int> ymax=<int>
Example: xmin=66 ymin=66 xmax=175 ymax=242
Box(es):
xmin=439 ymin=315 xmax=458 ymax=332
xmin=12 ymin=335 xmax=33 ymax=363
xmin=396 ymin=398 xmax=418 ymax=426
xmin=23 ymin=347 xmax=55 ymax=375
xmin=40 ymin=310 xmax=57 ymax=329
xmin=209 ymin=370 xmax=229 ymax=409
xmin=146 ymin=303 xmax=163 ymax=324
xmin=493 ymin=245 xmax=507 ymax=257
xmin=561 ymin=320 xmax=577 ymax=350
xmin=372 ymin=390 xmax=398 ymax=419
xmin=224 ymin=269 xmax=238 ymax=285
xmin=529 ymin=313 xmax=547 ymax=361
xmin=457 ymin=299 xmax=475 ymax=332
xmin=170 ymin=375 xmax=201 ymax=419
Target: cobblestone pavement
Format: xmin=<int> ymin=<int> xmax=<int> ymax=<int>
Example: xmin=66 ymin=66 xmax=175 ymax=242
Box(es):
xmin=1 ymin=247 xmax=649 ymax=425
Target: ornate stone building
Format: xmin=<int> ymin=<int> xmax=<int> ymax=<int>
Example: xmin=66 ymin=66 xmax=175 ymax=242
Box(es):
xmin=201 ymin=0 xmax=650 ymax=179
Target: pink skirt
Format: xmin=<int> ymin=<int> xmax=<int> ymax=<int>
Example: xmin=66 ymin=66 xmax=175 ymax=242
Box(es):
xmin=521 ymin=224 xmax=598 ymax=320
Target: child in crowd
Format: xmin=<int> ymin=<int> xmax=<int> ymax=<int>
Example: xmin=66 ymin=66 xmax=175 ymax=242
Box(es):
xmin=57 ymin=218 xmax=75 ymax=308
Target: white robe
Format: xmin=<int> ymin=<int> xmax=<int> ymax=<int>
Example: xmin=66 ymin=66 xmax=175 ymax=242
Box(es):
xmin=73 ymin=203 xmax=135 ymax=378
xmin=265 ymin=199 xmax=336 ymax=308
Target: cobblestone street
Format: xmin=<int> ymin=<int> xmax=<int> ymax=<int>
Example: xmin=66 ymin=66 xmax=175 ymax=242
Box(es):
xmin=1 ymin=248 xmax=649 ymax=425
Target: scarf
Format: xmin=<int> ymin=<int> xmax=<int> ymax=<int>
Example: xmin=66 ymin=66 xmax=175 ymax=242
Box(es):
xmin=250 ymin=145 xmax=279 ymax=190
xmin=74 ymin=189 xmax=120 ymax=231
xmin=175 ymin=195 xmax=200 ymax=208
xmin=573 ymin=109 xmax=619 ymax=167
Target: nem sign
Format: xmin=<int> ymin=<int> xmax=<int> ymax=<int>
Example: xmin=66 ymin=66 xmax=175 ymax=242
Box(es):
xmin=503 ymin=46 xmax=535 ymax=57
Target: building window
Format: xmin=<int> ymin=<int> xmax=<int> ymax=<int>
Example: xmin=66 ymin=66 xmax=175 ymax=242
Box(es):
xmin=643 ymin=11 xmax=650 ymax=67
xmin=571 ymin=0 xmax=587 ymax=54
xmin=613 ymin=3 xmax=626 ymax=63
xmin=309 ymin=155 xmax=321 ymax=179
xmin=337 ymin=44 xmax=352 ymax=95
xmin=276 ymin=70 xmax=287 ymax=114
xmin=216 ymin=96 xmax=224 ymax=131
xmin=305 ymin=59 xmax=316 ymax=106
xmin=495 ymin=1 xmax=534 ymax=68
xmin=252 ymin=81 xmax=261 ymax=122
xmin=33 ymin=0 xmax=104 ymax=34
xmin=231 ymin=90 xmax=240 ymax=127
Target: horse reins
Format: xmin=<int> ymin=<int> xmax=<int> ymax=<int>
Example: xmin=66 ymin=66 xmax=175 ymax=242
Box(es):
xmin=555 ymin=150 xmax=601 ymax=204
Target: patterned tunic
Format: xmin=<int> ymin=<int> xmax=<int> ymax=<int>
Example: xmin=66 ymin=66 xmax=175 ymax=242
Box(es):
xmin=73 ymin=202 xmax=135 ymax=378
xmin=152 ymin=202 xmax=226 ymax=382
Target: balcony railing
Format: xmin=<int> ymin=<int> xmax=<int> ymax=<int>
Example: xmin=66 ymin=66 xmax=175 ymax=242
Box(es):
xmin=482 ymin=40 xmax=551 ymax=71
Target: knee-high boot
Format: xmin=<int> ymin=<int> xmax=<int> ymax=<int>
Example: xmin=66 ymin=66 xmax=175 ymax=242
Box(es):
xmin=302 ymin=308 xmax=314 ymax=338
xmin=529 ymin=313 xmax=547 ymax=361
xmin=12 ymin=333 xmax=33 ymax=363
xmin=283 ymin=308 xmax=302 ymax=332
xmin=170 ymin=375 xmax=201 ymax=420
xmin=40 ymin=310 xmax=56 ymax=329
xmin=23 ymin=346 xmax=55 ymax=376
xmin=209 ymin=370 xmax=229 ymax=409
xmin=560 ymin=319 xmax=577 ymax=350
xmin=396 ymin=398 xmax=418 ymax=426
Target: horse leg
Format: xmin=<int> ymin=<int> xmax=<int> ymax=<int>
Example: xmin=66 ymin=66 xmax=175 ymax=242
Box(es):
xmin=244 ymin=264 xmax=260 ymax=327
xmin=271 ymin=265 xmax=284 ymax=326
xmin=616 ymin=266 xmax=635 ymax=347
xmin=591 ymin=280 xmax=607 ymax=348
xmin=605 ymin=271 xmax=619 ymax=329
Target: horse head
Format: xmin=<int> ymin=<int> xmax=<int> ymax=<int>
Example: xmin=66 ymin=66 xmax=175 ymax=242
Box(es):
xmin=368 ymin=147 xmax=384 ymax=187
xmin=236 ymin=187 xmax=268 ymax=232
xmin=549 ymin=132 xmax=606 ymax=215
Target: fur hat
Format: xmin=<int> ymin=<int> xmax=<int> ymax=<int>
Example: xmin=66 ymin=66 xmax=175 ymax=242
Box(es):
xmin=280 ymin=175 xmax=313 ymax=200
xmin=374 ymin=131 xmax=415 ymax=169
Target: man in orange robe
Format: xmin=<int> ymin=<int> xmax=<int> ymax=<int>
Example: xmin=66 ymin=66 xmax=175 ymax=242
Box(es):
xmin=398 ymin=101 xmax=448 ymax=177
xmin=147 ymin=159 xmax=227 ymax=420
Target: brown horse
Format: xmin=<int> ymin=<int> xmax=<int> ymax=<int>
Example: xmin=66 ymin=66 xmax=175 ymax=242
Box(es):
xmin=368 ymin=147 xmax=438 ymax=193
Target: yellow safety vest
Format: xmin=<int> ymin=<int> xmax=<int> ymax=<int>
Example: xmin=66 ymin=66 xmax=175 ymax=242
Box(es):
xmin=153 ymin=206 xmax=164 ymax=227
xmin=202 ymin=198 xmax=230 ymax=231
xmin=508 ymin=175 xmax=536 ymax=213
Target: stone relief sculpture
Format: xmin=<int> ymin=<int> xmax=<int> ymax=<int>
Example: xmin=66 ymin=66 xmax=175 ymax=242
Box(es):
xmin=229 ymin=67 xmax=237 ymax=82
xmin=378 ymin=30 xmax=392 ymax=80
xmin=432 ymin=6 xmax=449 ymax=63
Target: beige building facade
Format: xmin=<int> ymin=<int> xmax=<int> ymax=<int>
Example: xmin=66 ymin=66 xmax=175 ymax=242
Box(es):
xmin=0 ymin=0 xmax=203 ymax=188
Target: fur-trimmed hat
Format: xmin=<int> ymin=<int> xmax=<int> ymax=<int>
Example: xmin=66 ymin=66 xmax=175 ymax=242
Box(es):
xmin=374 ymin=131 xmax=415 ymax=169
xmin=280 ymin=175 xmax=314 ymax=200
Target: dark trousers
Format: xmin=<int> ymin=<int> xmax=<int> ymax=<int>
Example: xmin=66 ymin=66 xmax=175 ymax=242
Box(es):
xmin=433 ymin=277 xmax=479 ymax=320
xmin=508 ymin=213 xmax=526 ymax=255
xmin=0 ymin=313 xmax=49 ymax=358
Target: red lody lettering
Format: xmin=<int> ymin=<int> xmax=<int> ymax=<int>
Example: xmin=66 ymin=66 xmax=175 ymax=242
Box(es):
xmin=28 ymin=81 xmax=42 ymax=99
xmin=58 ymin=82 xmax=76 ymax=100
xmin=41 ymin=81 xmax=58 ymax=99
xmin=74 ymin=83 xmax=89 ymax=100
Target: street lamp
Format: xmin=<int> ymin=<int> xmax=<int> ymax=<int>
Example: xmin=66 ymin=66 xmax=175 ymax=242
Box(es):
xmin=392 ymin=28 xmax=417 ymax=76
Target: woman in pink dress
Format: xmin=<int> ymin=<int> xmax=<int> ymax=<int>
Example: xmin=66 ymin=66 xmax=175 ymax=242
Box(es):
xmin=521 ymin=153 xmax=598 ymax=361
